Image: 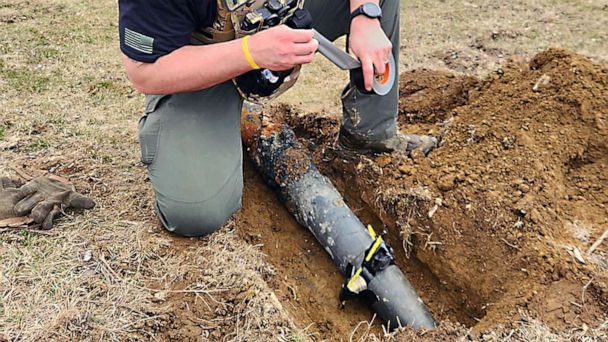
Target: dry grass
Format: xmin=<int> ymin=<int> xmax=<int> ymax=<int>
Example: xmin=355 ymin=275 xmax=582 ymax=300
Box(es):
xmin=1 ymin=0 xmax=295 ymax=340
xmin=0 ymin=214 xmax=295 ymax=340
xmin=481 ymin=313 xmax=608 ymax=342
xmin=391 ymin=314 xmax=608 ymax=341
xmin=1 ymin=0 xmax=607 ymax=340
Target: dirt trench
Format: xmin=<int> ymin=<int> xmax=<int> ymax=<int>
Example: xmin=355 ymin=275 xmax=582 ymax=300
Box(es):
xmin=232 ymin=160 xmax=483 ymax=340
xmin=237 ymin=161 xmax=377 ymax=339
xmin=154 ymin=49 xmax=607 ymax=341
xmin=235 ymin=48 xmax=608 ymax=339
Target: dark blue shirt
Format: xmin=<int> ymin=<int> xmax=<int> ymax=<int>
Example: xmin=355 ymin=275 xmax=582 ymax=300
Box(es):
xmin=119 ymin=0 xmax=215 ymax=63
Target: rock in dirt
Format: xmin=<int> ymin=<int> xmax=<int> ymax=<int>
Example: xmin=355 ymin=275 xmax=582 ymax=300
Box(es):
xmin=153 ymin=291 xmax=167 ymax=303
xmin=532 ymin=74 xmax=552 ymax=92
xmin=437 ymin=174 xmax=457 ymax=191
xmin=82 ymin=250 xmax=92 ymax=262
xmin=375 ymin=155 xmax=392 ymax=168
xmin=398 ymin=164 xmax=416 ymax=176
xmin=529 ymin=208 xmax=542 ymax=224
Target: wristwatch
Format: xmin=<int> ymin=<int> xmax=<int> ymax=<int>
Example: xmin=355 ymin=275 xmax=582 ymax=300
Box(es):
xmin=350 ymin=3 xmax=382 ymax=21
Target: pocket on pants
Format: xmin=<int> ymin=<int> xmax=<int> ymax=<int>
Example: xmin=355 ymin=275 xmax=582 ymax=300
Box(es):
xmin=138 ymin=95 xmax=169 ymax=165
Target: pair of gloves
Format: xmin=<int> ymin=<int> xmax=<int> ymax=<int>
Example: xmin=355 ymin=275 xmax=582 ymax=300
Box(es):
xmin=0 ymin=176 xmax=95 ymax=230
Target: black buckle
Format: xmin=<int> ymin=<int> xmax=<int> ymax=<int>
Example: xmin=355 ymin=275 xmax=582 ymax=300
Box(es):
xmin=339 ymin=225 xmax=394 ymax=307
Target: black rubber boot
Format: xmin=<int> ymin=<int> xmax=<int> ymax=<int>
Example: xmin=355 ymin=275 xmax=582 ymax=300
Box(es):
xmin=338 ymin=128 xmax=438 ymax=156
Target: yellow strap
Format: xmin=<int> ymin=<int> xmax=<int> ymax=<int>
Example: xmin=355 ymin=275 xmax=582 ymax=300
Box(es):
xmin=365 ymin=237 xmax=383 ymax=262
xmin=346 ymin=237 xmax=383 ymax=291
xmin=367 ymin=225 xmax=376 ymax=239
xmin=242 ymin=35 xmax=260 ymax=70
xmin=346 ymin=229 xmax=384 ymax=291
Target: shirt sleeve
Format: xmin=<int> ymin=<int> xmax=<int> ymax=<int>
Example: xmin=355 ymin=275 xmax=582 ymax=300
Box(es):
xmin=118 ymin=0 xmax=203 ymax=63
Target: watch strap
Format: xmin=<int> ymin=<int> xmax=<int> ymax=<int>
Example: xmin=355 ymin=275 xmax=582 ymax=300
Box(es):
xmin=350 ymin=3 xmax=382 ymax=21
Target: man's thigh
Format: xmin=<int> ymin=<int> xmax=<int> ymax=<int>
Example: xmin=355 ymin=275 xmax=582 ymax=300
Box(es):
xmin=138 ymin=81 xmax=243 ymax=236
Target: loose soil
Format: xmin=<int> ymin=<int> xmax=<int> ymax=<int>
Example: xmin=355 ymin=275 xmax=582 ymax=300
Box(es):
xmin=267 ymin=48 xmax=607 ymax=338
xmin=238 ymin=161 xmax=380 ymax=339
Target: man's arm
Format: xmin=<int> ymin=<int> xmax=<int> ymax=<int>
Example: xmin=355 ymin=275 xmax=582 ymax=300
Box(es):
xmin=348 ymin=0 xmax=393 ymax=91
xmin=124 ymin=26 xmax=318 ymax=95
xmin=123 ymin=39 xmax=248 ymax=95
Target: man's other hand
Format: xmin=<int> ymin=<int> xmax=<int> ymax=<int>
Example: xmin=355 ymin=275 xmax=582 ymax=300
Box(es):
xmin=348 ymin=16 xmax=392 ymax=91
xmin=249 ymin=26 xmax=319 ymax=71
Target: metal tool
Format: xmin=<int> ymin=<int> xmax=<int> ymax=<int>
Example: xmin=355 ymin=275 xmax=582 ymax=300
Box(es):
xmin=313 ymin=29 xmax=396 ymax=96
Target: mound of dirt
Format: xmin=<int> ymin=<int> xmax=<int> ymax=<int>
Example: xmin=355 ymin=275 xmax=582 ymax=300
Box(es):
xmin=398 ymin=69 xmax=480 ymax=124
xmin=283 ymin=48 xmax=607 ymax=336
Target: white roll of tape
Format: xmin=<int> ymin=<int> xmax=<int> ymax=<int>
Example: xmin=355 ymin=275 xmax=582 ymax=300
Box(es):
xmin=372 ymin=54 xmax=396 ymax=96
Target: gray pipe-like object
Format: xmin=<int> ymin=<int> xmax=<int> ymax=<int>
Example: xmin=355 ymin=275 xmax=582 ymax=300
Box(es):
xmin=313 ymin=29 xmax=362 ymax=71
xmin=241 ymin=105 xmax=436 ymax=330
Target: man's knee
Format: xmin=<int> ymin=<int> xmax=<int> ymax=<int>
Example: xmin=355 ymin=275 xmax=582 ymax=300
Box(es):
xmin=155 ymin=184 xmax=243 ymax=237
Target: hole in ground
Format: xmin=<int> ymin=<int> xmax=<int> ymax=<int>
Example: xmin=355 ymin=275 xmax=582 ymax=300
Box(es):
xmin=236 ymin=160 xmax=486 ymax=339
xmin=236 ymin=161 xmax=381 ymax=339
xmin=337 ymin=183 xmax=488 ymax=327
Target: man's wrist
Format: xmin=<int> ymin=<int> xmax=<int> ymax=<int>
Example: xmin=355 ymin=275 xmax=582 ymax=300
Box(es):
xmin=351 ymin=15 xmax=381 ymax=29
xmin=242 ymin=36 xmax=260 ymax=70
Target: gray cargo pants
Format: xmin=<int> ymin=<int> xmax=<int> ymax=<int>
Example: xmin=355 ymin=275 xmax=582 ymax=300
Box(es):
xmin=138 ymin=0 xmax=400 ymax=237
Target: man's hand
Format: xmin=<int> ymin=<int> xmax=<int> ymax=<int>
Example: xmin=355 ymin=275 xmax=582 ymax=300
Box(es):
xmin=348 ymin=16 xmax=392 ymax=91
xmin=249 ymin=26 xmax=319 ymax=71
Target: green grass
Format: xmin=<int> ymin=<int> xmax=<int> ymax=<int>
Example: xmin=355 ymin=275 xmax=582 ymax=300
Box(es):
xmin=48 ymin=113 xmax=66 ymax=127
xmin=31 ymin=46 xmax=61 ymax=64
xmin=28 ymin=138 xmax=50 ymax=151
xmin=1 ymin=67 xmax=52 ymax=93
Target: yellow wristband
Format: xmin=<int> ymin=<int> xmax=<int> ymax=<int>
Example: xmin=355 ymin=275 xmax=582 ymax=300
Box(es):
xmin=242 ymin=35 xmax=260 ymax=70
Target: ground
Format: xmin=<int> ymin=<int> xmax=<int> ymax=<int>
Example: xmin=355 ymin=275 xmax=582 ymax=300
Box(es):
xmin=0 ymin=0 xmax=607 ymax=341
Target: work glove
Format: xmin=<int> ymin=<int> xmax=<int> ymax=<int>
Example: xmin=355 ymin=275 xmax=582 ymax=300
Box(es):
xmin=0 ymin=177 xmax=32 ymax=227
xmin=1 ymin=176 xmax=95 ymax=230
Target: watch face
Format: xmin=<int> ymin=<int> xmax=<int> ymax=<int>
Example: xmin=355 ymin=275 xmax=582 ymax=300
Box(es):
xmin=362 ymin=3 xmax=382 ymax=18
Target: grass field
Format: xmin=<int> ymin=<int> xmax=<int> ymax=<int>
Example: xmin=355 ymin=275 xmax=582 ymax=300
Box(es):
xmin=1 ymin=0 xmax=607 ymax=340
